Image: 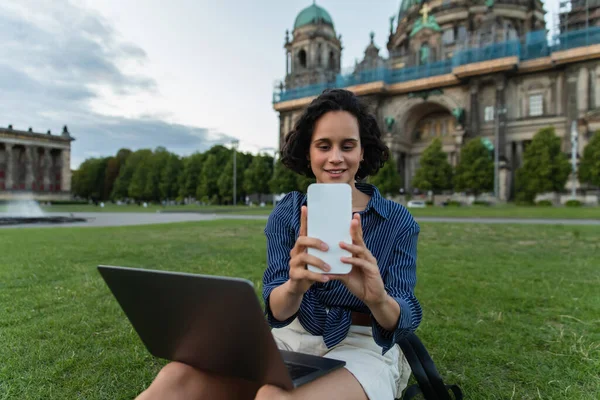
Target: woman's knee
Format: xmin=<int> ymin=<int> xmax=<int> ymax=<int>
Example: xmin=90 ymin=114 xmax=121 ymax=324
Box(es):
xmin=156 ymin=361 xmax=204 ymax=384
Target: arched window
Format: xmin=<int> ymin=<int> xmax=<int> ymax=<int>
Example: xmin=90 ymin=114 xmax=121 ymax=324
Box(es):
xmin=328 ymin=51 xmax=335 ymax=69
xmin=419 ymin=43 xmax=430 ymax=65
xmin=298 ymin=49 xmax=307 ymax=68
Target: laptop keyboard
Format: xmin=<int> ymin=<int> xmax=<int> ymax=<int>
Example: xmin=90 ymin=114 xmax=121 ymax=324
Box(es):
xmin=284 ymin=361 xmax=319 ymax=380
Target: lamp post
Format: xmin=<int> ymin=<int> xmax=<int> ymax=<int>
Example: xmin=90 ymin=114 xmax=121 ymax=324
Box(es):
xmin=231 ymin=139 xmax=239 ymax=206
xmin=570 ymin=121 xmax=578 ymax=199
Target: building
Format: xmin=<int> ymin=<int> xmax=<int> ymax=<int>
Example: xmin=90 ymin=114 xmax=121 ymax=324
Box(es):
xmin=272 ymin=1 xmax=600 ymax=201
xmin=559 ymin=0 xmax=600 ymax=32
xmin=0 ymin=125 xmax=74 ymax=201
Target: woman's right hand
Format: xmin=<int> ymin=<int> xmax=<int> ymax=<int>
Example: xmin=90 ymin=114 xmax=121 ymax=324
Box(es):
xmin=288 ymin=205 xmax=331 ymax=295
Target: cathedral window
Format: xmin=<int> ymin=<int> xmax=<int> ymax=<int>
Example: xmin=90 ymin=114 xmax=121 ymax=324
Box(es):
xmin=529 ymin=94 xmax=543 ymax=116
xmin=484 ymin=106 xmax=495 ymax=122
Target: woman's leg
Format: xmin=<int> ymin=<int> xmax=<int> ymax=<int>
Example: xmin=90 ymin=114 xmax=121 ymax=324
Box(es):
xmin=136 ymin=362 xmax=260 ymax=400
xmin=255 ymin=368 xmax=368 ymax=400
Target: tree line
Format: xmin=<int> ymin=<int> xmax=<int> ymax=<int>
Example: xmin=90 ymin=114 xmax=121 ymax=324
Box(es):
xmin=72 ymin=145 xmax=314 ymax=205
xmin=72 ymin=127 xmax=600 ymax=205
xmin=408 ymin=126 xmax=600 ymax=203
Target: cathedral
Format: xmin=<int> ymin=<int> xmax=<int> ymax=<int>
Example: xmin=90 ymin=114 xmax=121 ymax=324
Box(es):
xmin=272 ymin=0 xmax=600 ymax=201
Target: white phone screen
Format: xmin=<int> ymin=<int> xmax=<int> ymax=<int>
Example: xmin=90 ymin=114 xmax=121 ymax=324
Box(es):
xmin=306 ymin=183 xmax=352 ymax=274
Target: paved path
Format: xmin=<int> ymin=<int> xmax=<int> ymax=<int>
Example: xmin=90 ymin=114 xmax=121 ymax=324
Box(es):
xmin=0 ymin=212 xmax=598 ymax=229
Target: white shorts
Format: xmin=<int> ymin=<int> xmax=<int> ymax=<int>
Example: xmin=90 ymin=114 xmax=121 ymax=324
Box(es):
xmin=271 ymin=318 xmax=411 ymax=400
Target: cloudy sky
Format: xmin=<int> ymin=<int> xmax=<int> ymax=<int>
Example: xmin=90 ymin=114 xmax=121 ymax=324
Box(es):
xmin=1 ymin=0 xmax=557 ymax=169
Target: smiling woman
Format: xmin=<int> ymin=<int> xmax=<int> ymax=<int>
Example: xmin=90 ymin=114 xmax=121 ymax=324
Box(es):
xmin=280 ymin=88 xmax=389 ymax=183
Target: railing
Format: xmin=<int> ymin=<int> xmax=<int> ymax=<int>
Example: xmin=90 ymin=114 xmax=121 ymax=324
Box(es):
xmin=452 ymin=40 xmax=520 ymax=67
xmin=388 ymin=59 xmax=453 ymax=83
xmin=551 ymin=26 xmax=600 ymax=51
xmin=273 ymin=26 xmax=600 ymax=103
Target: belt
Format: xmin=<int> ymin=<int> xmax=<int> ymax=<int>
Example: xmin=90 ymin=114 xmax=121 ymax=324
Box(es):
xmin=351 ymin=311 xmax=372 ymax=327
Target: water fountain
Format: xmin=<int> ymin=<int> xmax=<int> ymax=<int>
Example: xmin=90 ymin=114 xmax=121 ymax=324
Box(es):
xmin=0 ymin=199 xmax=87 ymax=225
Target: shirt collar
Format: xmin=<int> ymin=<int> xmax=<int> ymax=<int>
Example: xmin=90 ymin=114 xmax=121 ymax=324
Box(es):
xmin=300 ymin=182 xmax=389 ymax=219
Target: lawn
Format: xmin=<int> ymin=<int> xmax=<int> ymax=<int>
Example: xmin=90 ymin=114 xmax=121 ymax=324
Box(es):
xmin=0 ymin=220 xmax=599 ymax=399
xmin=2 ymin=202 xmax=600 ymax=220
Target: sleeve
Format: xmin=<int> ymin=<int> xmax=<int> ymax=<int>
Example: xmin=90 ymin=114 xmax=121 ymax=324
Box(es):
xmin=262 ymin=193 xmax=299 ymax=328
xmin=371 ymin=218 xmax=423 ymax=354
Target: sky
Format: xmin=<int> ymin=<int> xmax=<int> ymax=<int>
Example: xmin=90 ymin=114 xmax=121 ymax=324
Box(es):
xmin=1 ymin=0 xmax=558 ymax=169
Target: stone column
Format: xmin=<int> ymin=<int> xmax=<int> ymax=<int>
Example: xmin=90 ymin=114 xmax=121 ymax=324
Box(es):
xmin=556 ymin=73 xmax=564 ymax=115
xmin=43 ymin=149 xmax=51 ymax=191
xmin=61 ymin=149 xmax=71 ymax=192
xmin=578 ymin=67 xmax=589 ymax=113
xmin=516 ymin=141 xmax=524 ymax=169
xmin=499 ymin=162 xmax=511 ymax=202
xmin=5 ymin=144 xmax=14 ymax=190
xmin=25 ymin=146 xmax=35 ymax=190
xmin=469 ymin=80 xmax=480 ymax=137
xmin=505 ymin=142 xmax=513 ymax=169
xmin=496 ymin=76 xmax=507 ymax=162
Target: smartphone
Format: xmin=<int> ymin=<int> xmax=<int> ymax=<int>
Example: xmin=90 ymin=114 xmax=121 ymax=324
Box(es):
xmin=306 ymin=183 xmax=352 ymax=275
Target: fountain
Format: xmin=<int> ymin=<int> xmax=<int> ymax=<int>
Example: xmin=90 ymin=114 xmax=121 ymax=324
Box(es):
xmin=0 ymin=199 xmax=87 ymax=225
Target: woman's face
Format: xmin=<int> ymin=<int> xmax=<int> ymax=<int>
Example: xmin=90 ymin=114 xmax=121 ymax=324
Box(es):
xmin=308 ymin=111 xmax=363 ymax=185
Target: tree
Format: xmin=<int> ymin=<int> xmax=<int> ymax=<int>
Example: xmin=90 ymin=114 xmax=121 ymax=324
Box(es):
xmin=72 ymin=157 xmax=108 ymax=201
xmin=197 ymin=154 xmax=220 ymax=203
xmin=217 ymin=161 xmax=234 ymax=204
xmin=218 ymin=153 xmax=252 ymax=205
xmin=453 ymin=138 xmax=494 ymax=195
xmin=160 ymin=154 xmax=183 ymax=201
xmin=515 ymin=126 xmax=571 ymax=203
xmin=243 ymin=155 xmax=273 ymax=203
xmin=270 ymin=160 xmax=299 ymax=194
xmin=368 ymin=153 xmax=402 ymax=197
xmin=112 ymin=149 xmax=152 ymax=200
xmin=296 ymin=174 xmax=316 ymax=193
xmin=179 ymin=153 xmax=204 ymax=199
xmin=411 ymin=138 xmax=453 ymax=197
xmin=144 ymin=147 xmax=170 ymax=201
xmin=103 ymin=157 xmax=120 ymax=201
xmin=128 ymin=157 xmax=152 ymax=201
xmin=579 ymin=130 xmax=600 ymax=188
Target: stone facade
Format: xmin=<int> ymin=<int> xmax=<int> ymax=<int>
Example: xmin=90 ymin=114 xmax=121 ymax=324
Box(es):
xmin=0 ymin=125 xmax=75 ymax=201
xmin=273 ymin=1 xmax=600 ymax=201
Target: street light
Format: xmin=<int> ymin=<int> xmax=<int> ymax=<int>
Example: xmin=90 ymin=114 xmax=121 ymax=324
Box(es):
xmin=231 ymin=139 xmax=239 ymax=206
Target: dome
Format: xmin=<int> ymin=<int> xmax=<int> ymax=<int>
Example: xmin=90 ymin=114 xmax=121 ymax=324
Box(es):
xmin=294 ymin=3 xmax=334 ymax=30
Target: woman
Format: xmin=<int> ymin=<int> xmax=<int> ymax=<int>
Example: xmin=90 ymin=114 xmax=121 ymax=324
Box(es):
xmin=137 ymin=89 xmax=421 ymax=399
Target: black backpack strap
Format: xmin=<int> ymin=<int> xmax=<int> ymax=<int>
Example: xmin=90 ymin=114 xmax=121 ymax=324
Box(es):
xmin=402 ymin=383 xmax=425 ymax=399
xmin=399 ymin=333 xmax=463 ymax=400
xmin=406 ymin=334 xmax=452 ymax=399
xmin=398 ymin=336 xmax=437 ymax=399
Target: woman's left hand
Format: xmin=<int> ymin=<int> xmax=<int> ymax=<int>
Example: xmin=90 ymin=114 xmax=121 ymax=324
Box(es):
xmin=327 ymin=213 xmax=387 ymax=308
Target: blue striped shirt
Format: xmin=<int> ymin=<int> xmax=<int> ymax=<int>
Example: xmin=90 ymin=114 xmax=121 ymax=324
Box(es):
xmin=262 ymin=182 xmax=422 ymax=355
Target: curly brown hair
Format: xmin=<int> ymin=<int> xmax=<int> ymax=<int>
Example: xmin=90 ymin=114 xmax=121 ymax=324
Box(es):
xmin=280 ymin=89 xmax=389 ymax=181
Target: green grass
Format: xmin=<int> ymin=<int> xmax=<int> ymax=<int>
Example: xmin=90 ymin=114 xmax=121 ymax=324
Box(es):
xmin=0 ymin=221 xmax=599 ymax=399
xmin=2 ymin=202 xmax=598 ymax=219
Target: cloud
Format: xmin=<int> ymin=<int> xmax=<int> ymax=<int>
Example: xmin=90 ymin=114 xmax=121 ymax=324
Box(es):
xmin=0 ymin=0 xmax=233 ymax=169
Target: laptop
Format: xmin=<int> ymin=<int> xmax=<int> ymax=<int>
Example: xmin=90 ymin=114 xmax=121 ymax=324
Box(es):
xmin=97 ymin=265 xmax=345 ymax=390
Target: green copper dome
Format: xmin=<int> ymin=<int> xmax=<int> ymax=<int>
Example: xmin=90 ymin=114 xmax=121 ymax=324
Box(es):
xmin=294 ymin=3 xmax=334 ymax=29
